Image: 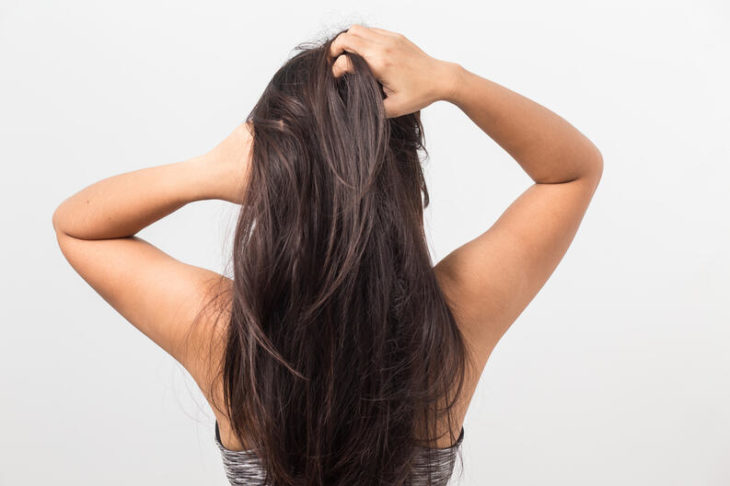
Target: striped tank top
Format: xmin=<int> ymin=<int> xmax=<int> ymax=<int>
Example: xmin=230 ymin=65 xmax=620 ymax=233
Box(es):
xmin=214 ymin=420 xmax=464 ymax=485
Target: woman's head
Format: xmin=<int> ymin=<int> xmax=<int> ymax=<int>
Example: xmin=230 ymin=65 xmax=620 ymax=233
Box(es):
xmin=206 ymin=28 xmax=469 ymax=485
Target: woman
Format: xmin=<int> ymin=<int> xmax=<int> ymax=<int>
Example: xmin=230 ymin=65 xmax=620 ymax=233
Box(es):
xmin=53 ymin=24 xmax=602 ymax=486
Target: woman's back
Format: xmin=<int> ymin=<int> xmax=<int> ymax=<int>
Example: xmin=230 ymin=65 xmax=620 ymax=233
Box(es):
xmin=202 ymin=262 xmax=476 ymax=452
xmin=195 ymin=257 xmax=487 ymax=484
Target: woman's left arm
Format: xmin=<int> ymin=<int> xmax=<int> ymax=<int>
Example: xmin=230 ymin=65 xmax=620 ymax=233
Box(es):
xmin=52 ymin=122 xmax=252 ymax=383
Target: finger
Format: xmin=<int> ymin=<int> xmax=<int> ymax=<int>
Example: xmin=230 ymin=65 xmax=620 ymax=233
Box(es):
xmin=346 ymin=24 xmax=389 ymax=41
xmin=364 ymin=26 xmax=402 ymax=39
xmin=332 ymin=54 xmax=353 ymax=78
xmin=329 ymin=31 xmax=369 ymax=60
xmin=347 ymin=25 xmax=394 ymax=50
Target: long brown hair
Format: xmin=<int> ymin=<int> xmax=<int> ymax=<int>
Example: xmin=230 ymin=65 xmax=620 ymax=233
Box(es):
xmin=202 ymin=28 xmax=469 ymax=485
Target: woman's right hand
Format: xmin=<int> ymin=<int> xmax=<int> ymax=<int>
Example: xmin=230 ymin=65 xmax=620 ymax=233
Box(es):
xmin=329 ymin=25 xmax=461 ymax=118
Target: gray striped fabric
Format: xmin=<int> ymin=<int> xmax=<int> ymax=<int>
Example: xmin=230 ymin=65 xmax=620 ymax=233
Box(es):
xmin=214 ymin=420 xmax=464 ymax=485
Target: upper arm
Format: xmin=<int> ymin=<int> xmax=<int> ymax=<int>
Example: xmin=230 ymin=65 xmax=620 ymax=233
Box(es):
xmin=54 ymin=230 xmax=232 ymax=383
xmin=434 ymin=167 xmax=602 ymax=367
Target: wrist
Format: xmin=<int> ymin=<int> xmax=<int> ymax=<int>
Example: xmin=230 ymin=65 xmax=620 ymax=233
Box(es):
xmin=178 ymin=155 xmax=218 ymax=202
xmin=433 ymin=60 xmax=467 ymax=105
xmin=186 ymin=150 xmax=250 ymax=204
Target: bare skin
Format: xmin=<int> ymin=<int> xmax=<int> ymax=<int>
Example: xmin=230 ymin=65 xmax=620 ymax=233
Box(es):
xmin=53 ymin=24 xmax=602 ymax=452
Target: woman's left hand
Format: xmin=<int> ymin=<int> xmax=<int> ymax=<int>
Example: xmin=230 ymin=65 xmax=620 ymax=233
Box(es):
xmin=194 ymin=121 xmax=254 ymax=204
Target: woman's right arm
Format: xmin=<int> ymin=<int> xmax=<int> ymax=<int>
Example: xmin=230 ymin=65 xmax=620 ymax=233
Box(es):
xmin=434 ymin=64 xmax=603 ymax=367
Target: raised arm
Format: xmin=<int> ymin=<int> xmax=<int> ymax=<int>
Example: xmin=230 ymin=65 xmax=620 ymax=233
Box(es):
xmin=51 ymin=122 xmax=253 ymax=388
xmin=434 ymin=65 xmax=603 ymax=367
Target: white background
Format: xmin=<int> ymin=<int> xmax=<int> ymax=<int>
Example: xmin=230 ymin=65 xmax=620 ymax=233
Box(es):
xmin=1 ymin=1 xmax=728 ymax=484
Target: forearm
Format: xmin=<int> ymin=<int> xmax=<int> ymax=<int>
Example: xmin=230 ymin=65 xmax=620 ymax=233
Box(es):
xmin=443 ymin=63 xmax=602 ymax=183
xmin=53 ymin=122 xmax=252 ymax=240
xmin=52 ymin=155 xmax=230 ymax=240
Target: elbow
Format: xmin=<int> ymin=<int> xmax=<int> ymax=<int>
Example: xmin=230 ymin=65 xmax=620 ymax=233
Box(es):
xmin=563 ymin=144 xmax=603 ymax=191
xmin=591 ymin=145 xmax=604 ymax=183
xmin=52 ymin=204 xmax=69 ymax=237
xmin=581 ymin=143 xmax=603 ymax=188
xmin=52 ymin=205 xmax=62 ymax=233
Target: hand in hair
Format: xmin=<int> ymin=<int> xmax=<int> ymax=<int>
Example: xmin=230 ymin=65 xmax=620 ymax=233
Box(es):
xmin=329 ymin=24 xmax=461 ymax=118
